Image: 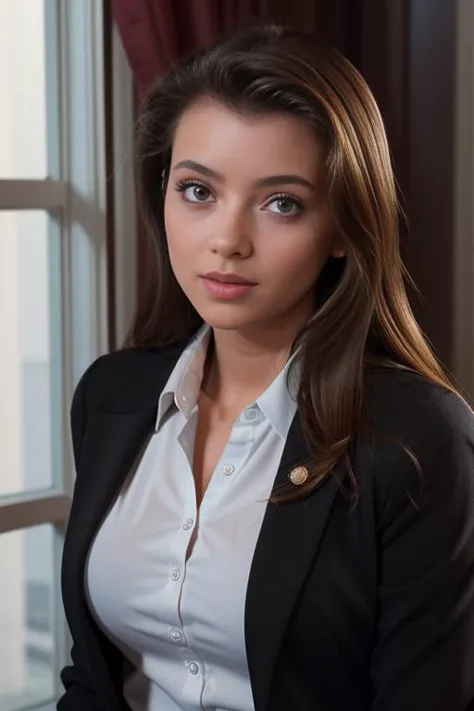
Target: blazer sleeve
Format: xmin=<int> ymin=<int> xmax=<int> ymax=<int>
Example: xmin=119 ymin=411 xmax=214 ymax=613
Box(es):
xmin=58 ymin=646 xmax=104 ymax=711
xmin=57 ymin=361 xmax=105 ymax=711
xmin=370 ymin=391 xmax=474 ymax=710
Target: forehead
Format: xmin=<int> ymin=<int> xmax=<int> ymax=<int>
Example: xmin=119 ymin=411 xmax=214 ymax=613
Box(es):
xmin=171 ymin=100 xmax=325 ymax=182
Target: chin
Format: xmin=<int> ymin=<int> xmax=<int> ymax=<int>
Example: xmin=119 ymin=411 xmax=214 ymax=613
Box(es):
xmin=201 ymin=316 xmax=255 ymax=331
xmin=195 ymin=305 xmax=261 ymax=332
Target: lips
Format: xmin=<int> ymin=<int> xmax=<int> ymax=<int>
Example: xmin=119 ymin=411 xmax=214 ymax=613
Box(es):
xmin=202 ymin=271 xmax=256 ymax=285
xmin=200 ymin=274 xmax=256 ymax=299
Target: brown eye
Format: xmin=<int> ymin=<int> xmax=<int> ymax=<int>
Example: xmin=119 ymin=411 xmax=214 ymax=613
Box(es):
xmin=191 ymin=185 xmax=211 ymax=201
xmin=178 ymin=182 xmax=214 ymax=203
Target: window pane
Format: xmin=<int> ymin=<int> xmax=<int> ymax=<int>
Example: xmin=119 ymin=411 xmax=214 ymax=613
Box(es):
xmin=0 ymin=0 xmax=54 ymax=179
xmin=0 ymin=525 xmax=56 ymax=711
xmin=0 ymin=211 xmax=62 ymax=496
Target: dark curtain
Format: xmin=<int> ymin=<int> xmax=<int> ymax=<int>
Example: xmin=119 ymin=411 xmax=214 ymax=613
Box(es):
xmin=112 ymin=0 xmax=265 ymax=98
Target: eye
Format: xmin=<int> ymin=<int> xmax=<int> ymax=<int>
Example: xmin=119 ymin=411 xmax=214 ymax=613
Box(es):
xmin=265 ymin=194 xmax=303 ymax=217
xmin=175 ymin=179 xmax=214 ymax=204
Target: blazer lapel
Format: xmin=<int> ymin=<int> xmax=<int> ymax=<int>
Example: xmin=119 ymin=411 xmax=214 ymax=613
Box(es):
xmin=245 ymin=412 xmax=342 ymax=711
xmin=63 ymin=408 xmax=157 ymax=709
xmin=67 ymin=408 xmax=156 ymax=546
xmin=63 ymin=345 xmax=184 ymax=709
xmin=66 ymin=344 xmax=185 ymax=601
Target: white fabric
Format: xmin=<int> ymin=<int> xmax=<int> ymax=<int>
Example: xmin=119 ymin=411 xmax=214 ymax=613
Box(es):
xmin=85 ymin=325 xmax=299 ymax=711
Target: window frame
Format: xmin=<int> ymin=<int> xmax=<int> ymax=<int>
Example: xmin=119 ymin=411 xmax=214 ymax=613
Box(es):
xmin=0 ymin=0 xmax=109 ymax=707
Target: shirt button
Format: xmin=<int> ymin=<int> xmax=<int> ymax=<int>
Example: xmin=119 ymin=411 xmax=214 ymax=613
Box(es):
xmin=170 ymin=568 xmax=181 ymax=582
xmin=245 ymin=407 xmax=257 ymax=421
xmin=188 ymin=661 xmax=200 ymax=675
xmin=222 ymin=463 xmax=235 ymax=476
xmin=169 ymin=628 xmax=183 ymax=644
xmin=183 ymin=518 xmax=194 ymax=531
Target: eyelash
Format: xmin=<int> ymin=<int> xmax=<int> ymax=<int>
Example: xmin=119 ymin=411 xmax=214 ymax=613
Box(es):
xmin=174 ymin=178 xmax=305 ymax=218
xmin=267 ymin=192 xmax=305 ymax=217
xmin=175 ymin=178 xmax=210 ymax=199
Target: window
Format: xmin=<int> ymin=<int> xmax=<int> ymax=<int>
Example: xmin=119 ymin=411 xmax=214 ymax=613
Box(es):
xmin=0 ymin=526 xmax=56 ymax=711
xmin=0 ymin=1 xmax=109 ymax=709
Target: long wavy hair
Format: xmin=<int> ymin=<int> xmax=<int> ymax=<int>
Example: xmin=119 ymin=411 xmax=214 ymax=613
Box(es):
xmin=128 ymin=24 xmax=456 ymax=503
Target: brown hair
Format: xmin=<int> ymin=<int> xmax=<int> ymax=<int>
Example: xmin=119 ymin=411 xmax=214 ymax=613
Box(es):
xmin=129 ymin=24 xmax=457 ymax=502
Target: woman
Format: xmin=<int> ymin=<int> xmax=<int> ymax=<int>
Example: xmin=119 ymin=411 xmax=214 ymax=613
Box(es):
xmin=59 ymin=24 xmax=474 ymax=711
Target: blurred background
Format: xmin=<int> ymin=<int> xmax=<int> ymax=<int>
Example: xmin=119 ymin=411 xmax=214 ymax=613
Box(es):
xmin=0 ymin=1 xmax=472 ymax=709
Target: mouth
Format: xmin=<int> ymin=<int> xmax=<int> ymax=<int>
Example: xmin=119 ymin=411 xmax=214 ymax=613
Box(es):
xmin=200 ymin=274 xmax=256 ymax=300
xmin=201 ymin=271 xmax=256 ymax=285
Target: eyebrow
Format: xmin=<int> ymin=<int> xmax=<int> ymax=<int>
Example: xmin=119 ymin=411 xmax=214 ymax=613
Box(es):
xmin=172 ymin=159 xmax=315 ymax=191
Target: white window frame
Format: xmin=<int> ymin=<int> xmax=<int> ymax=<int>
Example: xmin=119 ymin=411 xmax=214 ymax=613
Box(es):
xmin=0 ymin=0 xmax=108 ymax=707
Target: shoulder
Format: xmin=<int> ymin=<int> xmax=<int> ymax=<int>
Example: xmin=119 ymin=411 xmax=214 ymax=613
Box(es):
xmin=359 ymin=367 xmax=474 ymax=521
xmin=364 ymin=367 xmax=474 ymax=448
xmin=73 ymin=342 xmax=186 ymax=414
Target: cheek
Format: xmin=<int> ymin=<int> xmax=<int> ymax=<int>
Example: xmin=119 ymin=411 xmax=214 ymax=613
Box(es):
xmin=164 ymin=197 xmax=200 ymax=271
xmin=263 ymin=226 xmax=334 ymax=291
xmin=164 ymin=196 xmax=184 ymax=248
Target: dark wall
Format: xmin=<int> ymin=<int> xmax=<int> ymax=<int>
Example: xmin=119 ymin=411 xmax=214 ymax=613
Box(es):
xmin=266 ymin=0 xmax=457 ymax=366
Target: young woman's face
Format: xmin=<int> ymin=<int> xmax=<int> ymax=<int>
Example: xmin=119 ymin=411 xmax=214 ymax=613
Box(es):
xmin=164 ymin=100 xmax=341 ymax=335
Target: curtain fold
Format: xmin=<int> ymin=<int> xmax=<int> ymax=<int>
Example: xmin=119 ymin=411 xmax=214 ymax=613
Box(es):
xmin=112 ymin=0 xmax=265 ymax=98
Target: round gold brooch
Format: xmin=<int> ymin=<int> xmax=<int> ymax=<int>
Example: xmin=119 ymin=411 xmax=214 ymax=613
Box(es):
xmin=289 ymin=465 xmax=309 ymax=486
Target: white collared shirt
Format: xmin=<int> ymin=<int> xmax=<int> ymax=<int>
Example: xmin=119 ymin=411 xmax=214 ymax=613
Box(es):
xmin=86 ymin=325 xmax=299 ymax=711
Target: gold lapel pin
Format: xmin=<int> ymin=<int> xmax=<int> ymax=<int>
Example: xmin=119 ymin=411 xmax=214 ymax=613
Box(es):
xmin=289 ymin=465 xmax=309 ymax=486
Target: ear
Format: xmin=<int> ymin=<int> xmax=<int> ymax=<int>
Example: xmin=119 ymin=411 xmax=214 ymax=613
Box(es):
xmin=328 ymin=229 xmax=346 ymax=259
xmin=331 ymin=246 xmax=346 ymax=259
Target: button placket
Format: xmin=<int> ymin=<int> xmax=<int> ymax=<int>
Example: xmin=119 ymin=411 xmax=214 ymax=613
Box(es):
xmin=186 ymin=661 xmax=200 ymax=676
xmin=170 ymin=568 xmax=181 ymax=582
xmin=210 ymin=418 xmax=257 ymax=495
xmin=222 ymin=463 xmax=235 ymax=476
xmin=169 ymin=628 xmax=184 ymax=644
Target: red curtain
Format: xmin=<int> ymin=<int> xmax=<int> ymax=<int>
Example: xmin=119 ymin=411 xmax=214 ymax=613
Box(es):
xmin=112 ymin=0 xmax=265 ymax=98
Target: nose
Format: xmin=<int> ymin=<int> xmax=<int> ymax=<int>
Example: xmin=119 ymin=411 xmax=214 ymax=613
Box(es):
xmin=208 ymin=205 xmax=253 ymax=259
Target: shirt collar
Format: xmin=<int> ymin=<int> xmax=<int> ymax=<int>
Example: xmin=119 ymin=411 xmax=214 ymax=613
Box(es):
xmin=155 ymin=324 xmax=300 ymax=440
xmin=155 ymin=324 xmax=210 ymax=430
xmin=253 ymin=352 xmax=299 ymax=441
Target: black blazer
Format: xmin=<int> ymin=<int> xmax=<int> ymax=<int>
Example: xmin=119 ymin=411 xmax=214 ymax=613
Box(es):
xmin=59 ymin=341 xmax=474 ymax=711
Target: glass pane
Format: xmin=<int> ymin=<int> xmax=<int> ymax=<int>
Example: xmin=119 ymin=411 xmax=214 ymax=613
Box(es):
xmin=0 ymin=211 xmax=62 ymax=496
xmin=0 ymin=1 xmax=53 ymax=178
xmin=0 ymin=525 xmax=56 ymax=711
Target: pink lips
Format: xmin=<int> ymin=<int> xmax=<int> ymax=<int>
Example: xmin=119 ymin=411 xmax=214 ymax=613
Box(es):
xmin=201 ymin=272 xmax=256 ymax=300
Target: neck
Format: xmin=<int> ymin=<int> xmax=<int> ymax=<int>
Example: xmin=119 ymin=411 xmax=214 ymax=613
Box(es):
xmin=201 ymin=316 xmax=305 ymax=415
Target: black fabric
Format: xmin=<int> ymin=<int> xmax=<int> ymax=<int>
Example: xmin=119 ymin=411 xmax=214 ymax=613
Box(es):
xmin=58 ymin=342 xmax=474 ymax=710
